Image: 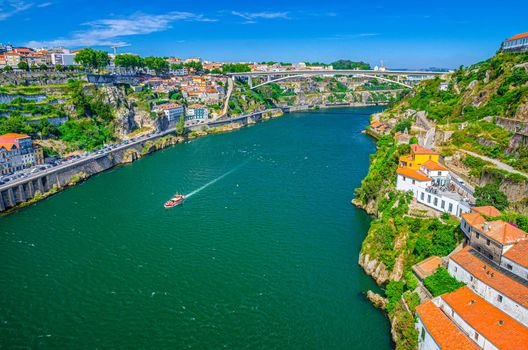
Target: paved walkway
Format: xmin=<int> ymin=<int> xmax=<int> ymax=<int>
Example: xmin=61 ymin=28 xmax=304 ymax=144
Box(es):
xmin=460 ymin=150 xmax=527 ymax=177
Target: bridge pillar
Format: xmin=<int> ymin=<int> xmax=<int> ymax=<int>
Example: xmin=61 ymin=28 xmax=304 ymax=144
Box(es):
xmin=248 ymin=76 xmax=252 ymax=88
xmin=0 ymin=192 xmax=5 ymax=212
xmin=7 ymin=188 xmax=16 ymax=207
xmin=36 ymin=177 xmax=44 ymax=193
xmin=27 ymin=181 xmax=34 ymax=198
xmin=17 ymin=185 xmax=26 ymax=202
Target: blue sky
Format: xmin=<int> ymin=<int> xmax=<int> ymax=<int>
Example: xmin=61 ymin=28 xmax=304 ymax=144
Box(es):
xmin=0 ymin=0 xmax=526 ymax=68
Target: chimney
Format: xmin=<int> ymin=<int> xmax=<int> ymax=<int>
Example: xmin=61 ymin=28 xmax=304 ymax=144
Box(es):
xmin=483 ymin=222 xmax=489 ymax=232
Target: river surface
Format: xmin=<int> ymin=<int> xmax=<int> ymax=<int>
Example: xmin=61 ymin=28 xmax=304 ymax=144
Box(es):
xmin=0 ymin=107 xmax=391 ymax=349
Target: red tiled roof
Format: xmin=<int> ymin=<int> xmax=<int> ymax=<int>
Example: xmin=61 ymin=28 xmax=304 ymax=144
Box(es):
xmin=156 ymin=103 xmax=182 ymax=110
xmin=415 ymin=301 xmax=479 ymax=350
xmin=471 ymin=206 xmax=502 ymax=218
xmin=503 ymin=239 xmax=528 ymax=268
xmin=411 ymin=144 xmax=439 ymax=155
xmin=396 ymin=167 xmax=432 ymax=181
xmin=450 ymin=247 xmax=528 ymax=308
xmin=412 ymin=256 xmax=442 ymax=280
xmin=442 ymin=286 xmax=528 ymax=350
xmin=461 ymin=213 xmax=487 ymax=227
xmin=478 ymin=220 xmax=527 ymax=245
xmin=505 ymin=33 xmax=528 ymax=42
xmin=421 ymin=159 xmax=447 ymax=171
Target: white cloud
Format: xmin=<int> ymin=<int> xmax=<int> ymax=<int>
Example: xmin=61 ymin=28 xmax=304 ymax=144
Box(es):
xmin=231 ymin=11 xmax=290 ymax=22
xmin=37 ymin=2 xmax=52 ymax=8
xmin=25 ymin=11 xmax=215 ymax=48
xmin=0 ymin=0 xmax=33 ymax=21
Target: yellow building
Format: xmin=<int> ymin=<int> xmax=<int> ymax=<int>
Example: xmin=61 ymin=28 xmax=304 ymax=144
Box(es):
xmin=399 ymin=144 xmax=440 ymax=170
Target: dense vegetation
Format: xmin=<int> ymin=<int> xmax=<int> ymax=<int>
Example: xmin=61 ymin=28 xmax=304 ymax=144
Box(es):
xmin=423 ymin=267 xmax=465 ymax=297
xmin=396 ymin=52 xmax=528 ymax=172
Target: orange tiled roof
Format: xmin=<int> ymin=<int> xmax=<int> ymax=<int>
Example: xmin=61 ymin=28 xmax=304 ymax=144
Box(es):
xmin=411 ymin=144 xmax=439 ymax=155
xmin=0 ymin=142 xmax=18 ymax=150
xmin=396 ymin=167 xmax=431 ymax=181
xmin=471 ymin=206 xmax=502 ymax=218
xmin=503 ymin=239 xmax=528 ymax=268
xmin=421 ymin=159 xmax=447 ymax=171
xmin=442 ymin=286 xmax=528 ymax=350
xmin=477 ymin=220 xmax=527 ymax=245
xmin=461 ymin=212 xmax=487 ymax=227
xmin=0 ymin=133 xmax=30 ymax=139
xmin=157 ymin=103 xmax=182 ymax=110
xmin=370 ymin=121 xmax=382 ymax=128
xmin=450 ymin=246 xmax=528 ymax=308
xmin=505 ymin=33 xmax=528 ymax=42
xmin=415 ymin=301 xmax=479 ymax=350
xmin=188 ymin=104 xmax=207 ymax=109
xmin=412 ymin=256 xmax=442 ymax=280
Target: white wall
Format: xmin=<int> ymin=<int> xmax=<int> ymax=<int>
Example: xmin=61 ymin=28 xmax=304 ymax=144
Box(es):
xmin=448 ymin=259 xmax=528 ymax=326
xmin=396 ymin=174 xmax=430 ymax=193
xmin=461 ymin=218 xmax=471 ymax=239
xmin=500 ymin=256 xmax=528 ymax=282
xmin=416 ymin=189 xmax=471 ymax=218
xmin=415 ymin=316 xmax=442 ymax=350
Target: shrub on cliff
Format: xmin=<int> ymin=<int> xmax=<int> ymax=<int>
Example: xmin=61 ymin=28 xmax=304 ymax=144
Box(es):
xmin=424 ymin=267 xmax=464 ymax=297
xmin=474 ymin=183 xmax=509 ymax=210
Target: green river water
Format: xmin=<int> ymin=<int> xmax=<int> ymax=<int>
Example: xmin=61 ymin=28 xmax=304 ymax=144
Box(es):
xmin=0 ymin=107 xmax=392 ymax=349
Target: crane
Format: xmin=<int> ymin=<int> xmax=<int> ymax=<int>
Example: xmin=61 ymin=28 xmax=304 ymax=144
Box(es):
xmin=111 ymin=44 xmax=131 ymax=56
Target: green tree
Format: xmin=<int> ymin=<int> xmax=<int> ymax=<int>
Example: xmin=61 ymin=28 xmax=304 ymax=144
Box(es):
xmin=54 ymin=64 xmax=65 ymax=71
xmin=474 ymin=183 xmax=509 ymax=210
xmin=114 ymin=54 xmax=144 ymax=69
xmin=175 ymin=114 xmax=185 ymax=135
xmin=143 ymin=56 xmax=169 ymax=74
xmin=17 ymin=61 xmax=29 ymax=70
xmin=222 ymin=63 xmax=251 ymax=73
xmin=184 ymin=61 xmax=203 ymax=72
xmin=74 ymin=48 xmax=110 ymax=70
xmin=3 ymin=65 xmax=13 ymax=72
xmin=39 ymin=64 xmax=48 ymax=70
xmin=0 ymin=114 xmax=32 ymax=135
xmin=170 ymin=63 xmax=183 ymax=70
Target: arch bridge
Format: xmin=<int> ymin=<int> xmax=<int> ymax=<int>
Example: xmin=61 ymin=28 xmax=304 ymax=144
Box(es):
xmin=227 ymin=69 xmax=446 ymax=90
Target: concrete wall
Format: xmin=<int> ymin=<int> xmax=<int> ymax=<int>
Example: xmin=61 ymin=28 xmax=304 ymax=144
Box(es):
xmin=447 ymin=258 xmax=528 ymax=326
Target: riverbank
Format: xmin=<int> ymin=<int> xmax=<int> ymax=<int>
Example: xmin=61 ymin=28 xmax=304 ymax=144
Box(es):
xmin=1 ymin=108 xmax=286 ymax=215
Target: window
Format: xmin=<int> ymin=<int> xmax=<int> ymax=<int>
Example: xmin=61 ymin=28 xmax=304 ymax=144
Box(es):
xmin=421 ymin=192 xmax=425 ymax=201
xmin=441 ymin=200 xmax=445 ymax=209
xmin=438 ymin=171 xmax=441 ymax=176
xmin=454 ymin=266 xmax=457 ymax=272
xmin=476 ymin=233 xmax=480 ymax=239
xmin=486 ymin=239 xmax=490 ymax=246
xmin=470 ymin=276 xmax=474 ymax=282
xmin=506 ymin=264 xmax=512 ymax=270
xmin=434 ymin=197 xmax=438 ymax=206
xmin=488 ymin=253 xmax=493 ymax=259
xmin=477 ymin=247 xmax=481 ymax=252
xmin=497 ymin=295 xmax=503 ymax=303
xmin=427 ymin=195 xmax=431 ymax=203
xmin=421 ymin=327 xmax=425 ymax=341
xmin=448 ymin=203 xmax=453 ymax=212
xmin=412 ymin=180 xmax=415 ymax=185
xmin=474 ymin=332 xmax=479 ymax=341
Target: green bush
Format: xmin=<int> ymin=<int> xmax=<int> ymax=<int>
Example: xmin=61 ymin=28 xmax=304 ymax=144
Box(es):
xmin=424 ymin=267 xmax=465 ymax=296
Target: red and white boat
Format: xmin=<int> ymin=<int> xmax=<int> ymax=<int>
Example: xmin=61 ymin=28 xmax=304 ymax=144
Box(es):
xmin=164 ymin=194 xmax=185 ymax=208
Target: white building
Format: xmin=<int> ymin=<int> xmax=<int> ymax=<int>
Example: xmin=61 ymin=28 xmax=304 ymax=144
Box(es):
xmin=51 ymin=53 xmax=76 ymax=66
xmin=396 ymin=165 xmax=471 ymax=217
xmin=448 ymin=246 xmax=528 ymax=327
xmin=500 ymin=239 xmax=528 ymax=282
xmin=155 ymin=103 xmax=184 ymax=122
xmin=416 ymin=286 xmax=528 ymax=350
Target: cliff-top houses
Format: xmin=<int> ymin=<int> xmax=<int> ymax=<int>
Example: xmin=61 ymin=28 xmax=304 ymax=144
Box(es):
xmin=414 ymin=203 xmax=528 ymax=349
xmin=396 ymin=144 xmax=471 ymax=218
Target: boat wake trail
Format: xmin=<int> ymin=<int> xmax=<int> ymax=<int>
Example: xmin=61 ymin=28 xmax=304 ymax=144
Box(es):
xmin=185 ymin=162 xmax=247 ymax=199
